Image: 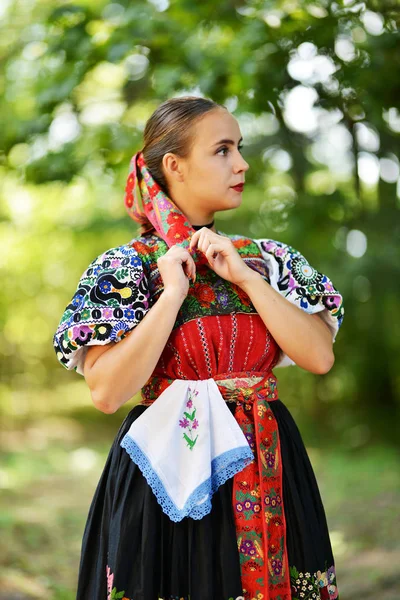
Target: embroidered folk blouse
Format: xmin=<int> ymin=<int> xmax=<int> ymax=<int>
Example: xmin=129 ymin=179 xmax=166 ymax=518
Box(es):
xmin=53 ymin=231 xmax=344 ymax=377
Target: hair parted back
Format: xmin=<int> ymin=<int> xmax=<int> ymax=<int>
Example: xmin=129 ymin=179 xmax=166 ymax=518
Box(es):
xmin=137 ymin=95 xmax=226 ymax=236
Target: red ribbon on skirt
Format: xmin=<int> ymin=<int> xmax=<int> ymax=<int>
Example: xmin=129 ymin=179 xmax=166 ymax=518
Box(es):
xmin=141 ymin=370 xmax=292 ymax=600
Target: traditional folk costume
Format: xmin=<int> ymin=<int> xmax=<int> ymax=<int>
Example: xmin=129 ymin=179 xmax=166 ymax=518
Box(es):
xmin=53 ymin=151 xmax=344 ymax=600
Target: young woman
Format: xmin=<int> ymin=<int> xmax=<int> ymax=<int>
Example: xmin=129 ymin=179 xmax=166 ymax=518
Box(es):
xmin=53 ymin=96 xmax=344 ymax=600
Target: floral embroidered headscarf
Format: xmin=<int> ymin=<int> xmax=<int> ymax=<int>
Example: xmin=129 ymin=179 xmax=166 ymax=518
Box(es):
xmin=124 ymin=150 xmax=208 ymax=266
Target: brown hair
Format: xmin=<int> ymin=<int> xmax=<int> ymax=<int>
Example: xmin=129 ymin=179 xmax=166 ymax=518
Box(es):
xmin=137 ymin=95 xmax=226 ymax=236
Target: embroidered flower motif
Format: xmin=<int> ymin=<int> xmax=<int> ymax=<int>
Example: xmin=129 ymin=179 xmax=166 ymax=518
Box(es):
xmin=110 ymin=321 xmax=130 ymax=342
xmin=271 ymin=558 xmax=283 ymax=575
xmin=179 ymin=386 xmax=199 ymax=450
xmin=106 ymin=565 xmax=114 ymax=600
xmin=316 ymin=570 xmax=327 ymax=586
xmin=327 ymin=565 xmax=336 ymax=583
xmin=240 ymin=539 xmax=257 ymax=555
xmin=247 ymin=559 xmax=262 ymax=572
xmin=124 ymin=308 xmax=136 ymax=320
xmin=328 ymin=584 xmax=339 ymax=599
xmin=290 ymin=563 xmax=338 ymax=600
xmin=269 ymin=541 xmax=278 ymax=553
xmin=264 ymin=510 xmax=273 ymax=523
xmin=106 ymin=565 xmax=130 ymax=600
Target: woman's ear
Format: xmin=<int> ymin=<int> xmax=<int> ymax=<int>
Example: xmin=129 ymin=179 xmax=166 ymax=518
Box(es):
xmin=162 ymin=152 xmax=185 ymax=184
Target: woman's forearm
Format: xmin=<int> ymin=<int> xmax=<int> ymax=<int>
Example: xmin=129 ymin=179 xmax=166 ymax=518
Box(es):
xmin=84 ymin=289 xmax=184 ymax=413
xmin=238 ymin=270 xmax=335 ymax=374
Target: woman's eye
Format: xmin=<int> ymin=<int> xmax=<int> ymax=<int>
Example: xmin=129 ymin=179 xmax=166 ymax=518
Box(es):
xmin=217 ymin=145 xmax=244 ymax=156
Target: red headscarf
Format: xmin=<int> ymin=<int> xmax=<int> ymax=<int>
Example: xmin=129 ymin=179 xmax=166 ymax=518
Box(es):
xmin=124 ymin=150 xmax=208 ymax=266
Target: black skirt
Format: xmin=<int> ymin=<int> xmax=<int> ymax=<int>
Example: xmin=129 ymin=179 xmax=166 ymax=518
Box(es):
xmin=76 ymin=401 xmax=338 ymax=600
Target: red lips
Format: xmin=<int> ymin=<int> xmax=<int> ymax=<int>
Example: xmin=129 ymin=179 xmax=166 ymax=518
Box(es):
xmin=231 ymin=183 xmax=245 ymax=192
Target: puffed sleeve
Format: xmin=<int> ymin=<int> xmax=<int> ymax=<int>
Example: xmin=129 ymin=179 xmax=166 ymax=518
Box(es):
xmin=253 ymin=238 xmax=345 ymax=368
xmin=53 ymin=244 xmax=151 ymax=376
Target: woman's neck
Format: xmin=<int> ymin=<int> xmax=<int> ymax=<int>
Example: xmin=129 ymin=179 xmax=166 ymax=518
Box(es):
xmin=191 ymin=219 xmax=215 ymax=231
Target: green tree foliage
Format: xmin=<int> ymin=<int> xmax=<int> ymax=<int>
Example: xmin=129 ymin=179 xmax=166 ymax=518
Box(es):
xmin=0 ymin=0 xmax=399 ymax=444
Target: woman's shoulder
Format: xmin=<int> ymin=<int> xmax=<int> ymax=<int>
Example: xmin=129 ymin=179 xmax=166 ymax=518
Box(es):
xmin=53 ymin=236 xmax=154 ymax=375
xmin=85 ymin=233 xmax=167 ymax=266
xmin=217 ymin=229 xmax=264 ymax=248
xmin=218 ymin=229 xmax=283 ymax=247
xmin=218 ymin=230 xmax=288 ymax=261
xmin=127 ymin=233 xmax=169 ymax=262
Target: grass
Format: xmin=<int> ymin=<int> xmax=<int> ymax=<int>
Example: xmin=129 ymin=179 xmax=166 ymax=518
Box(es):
xmin=1 ymin=401 xmax=399 ymax=600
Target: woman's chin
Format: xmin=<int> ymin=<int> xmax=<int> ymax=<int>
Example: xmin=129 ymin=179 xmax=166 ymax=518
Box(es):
xmin=209 ymin=192 xmax=243 ymax=212
xmin=228 ymin=192 xmax=243 ymax=207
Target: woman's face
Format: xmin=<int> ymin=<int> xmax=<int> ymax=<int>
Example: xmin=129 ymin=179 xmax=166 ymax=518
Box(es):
xmin=163 ymin=108 xmax=250 ymax=221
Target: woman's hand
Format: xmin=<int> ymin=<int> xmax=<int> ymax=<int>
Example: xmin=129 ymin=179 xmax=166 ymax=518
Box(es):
xmin=189 ymin=227 xmax=254 ymax=286
xmin=157 ymin=245 xmax=197 ymax=301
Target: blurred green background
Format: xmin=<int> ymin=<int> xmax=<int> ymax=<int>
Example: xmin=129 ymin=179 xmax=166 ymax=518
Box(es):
xmin=1 ymin=0 xmax=399 ymax=598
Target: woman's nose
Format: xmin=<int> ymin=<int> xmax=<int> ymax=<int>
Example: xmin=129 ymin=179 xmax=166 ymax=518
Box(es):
xmin=234 ymin=155 xmax=250 ymax=173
